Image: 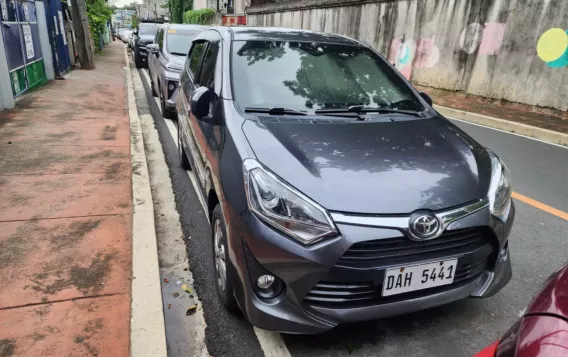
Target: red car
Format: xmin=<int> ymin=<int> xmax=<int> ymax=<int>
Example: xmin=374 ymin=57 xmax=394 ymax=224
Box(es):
xmin=475 ymin=263 xmax=568 ymax=357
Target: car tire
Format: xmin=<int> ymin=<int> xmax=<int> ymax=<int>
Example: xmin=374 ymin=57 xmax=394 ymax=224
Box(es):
xmin=178 ymin=130 xmax=191 ymax=170
xmin=211 ymin=204 xmax=238 ymax=311
xmin=160 ymin=84 xmax=176 ymax=119
xmin=135 ymin=52 xmax=143 ymax=69
xmin=150 ymin=74 xmax=157 ymax=97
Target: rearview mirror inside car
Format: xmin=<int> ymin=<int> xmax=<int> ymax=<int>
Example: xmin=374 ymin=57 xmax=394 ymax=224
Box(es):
xmin=419 ymin=92 xmax=433 ymax=107
xmin=190 ymin=87 xmax=217 ymax=125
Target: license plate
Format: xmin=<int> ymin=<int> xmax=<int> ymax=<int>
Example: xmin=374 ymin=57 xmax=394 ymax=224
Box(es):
xmin=382 ymin=259 xmax=458 ymax=297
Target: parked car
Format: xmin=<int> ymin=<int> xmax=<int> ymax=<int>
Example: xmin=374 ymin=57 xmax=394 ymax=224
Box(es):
xmin=474 ymin=263 xmax=568 ymax=357
xmin=177 ymin=27 xmax=515 ymax=334
xmin=132 ymin=21 xmax=161 ymax=68
xmin=147 ymin=23 xmax=206 ymax=119
xmin=120 ymin=29 xmax=132 ymax=43
xmin=116 ymin=27 xmax=126 ymax=40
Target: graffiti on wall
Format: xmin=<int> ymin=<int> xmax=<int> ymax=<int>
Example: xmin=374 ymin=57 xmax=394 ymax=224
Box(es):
xmin=388 ymin=35 xmax=440 ymax=79
xmin=537 ymin=28 xmax=568 ymax=68
xmin=459 ymin=22 xmax=506 ymax=55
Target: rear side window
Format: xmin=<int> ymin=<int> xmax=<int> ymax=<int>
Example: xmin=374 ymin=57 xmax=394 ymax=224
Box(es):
xmin=188 ymin=42 xmax=205 ymax=77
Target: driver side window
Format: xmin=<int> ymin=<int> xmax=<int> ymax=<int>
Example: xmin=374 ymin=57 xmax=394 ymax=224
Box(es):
xmin=157 ymin=29 xmax=164 ymax=51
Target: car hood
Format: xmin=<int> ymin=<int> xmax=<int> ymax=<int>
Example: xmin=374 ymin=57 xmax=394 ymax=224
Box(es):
xmin=242 ymin=116 xmax=492 ymax=214
xmin=526 ymin=264 xmax=568 ymax=319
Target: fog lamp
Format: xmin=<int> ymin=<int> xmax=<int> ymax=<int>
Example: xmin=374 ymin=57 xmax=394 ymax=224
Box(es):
xmin=257 ymin=275 xmax=275 ymax=289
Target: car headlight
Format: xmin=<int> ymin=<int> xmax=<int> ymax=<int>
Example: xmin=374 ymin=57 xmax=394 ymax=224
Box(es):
xmin=487 ymin=150 xmax=512 ymax=221
xmin=243 ymin=159 xmax=337 ymax=244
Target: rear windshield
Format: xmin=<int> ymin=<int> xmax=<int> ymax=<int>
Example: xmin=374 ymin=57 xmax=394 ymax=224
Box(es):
xmin=139 ymin=24 xmax=159 ymax=36
xmin=167 ymin=30 xmax=202 ymax=56
xmin=231 ymin=41 xmax=423 ymax=112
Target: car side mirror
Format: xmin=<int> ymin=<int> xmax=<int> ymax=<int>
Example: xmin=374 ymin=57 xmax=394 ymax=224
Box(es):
xmin=419 ymin=92 xmax=433 ymax=107
xmin=147 ymin=43 xmax=159 ymax=53
xmin=190 ymin=87 xmax=217 ymax=125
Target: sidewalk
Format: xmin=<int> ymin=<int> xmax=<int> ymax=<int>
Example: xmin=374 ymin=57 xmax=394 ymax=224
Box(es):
xmin=0 ymin=41 xmax=131 ymax=357
xmin=415 ymin=85 xmax=568 ymax=135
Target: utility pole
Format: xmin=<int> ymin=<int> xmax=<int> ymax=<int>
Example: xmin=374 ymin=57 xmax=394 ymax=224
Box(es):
xmin=70 ymin=0 xmax=95 ymax=69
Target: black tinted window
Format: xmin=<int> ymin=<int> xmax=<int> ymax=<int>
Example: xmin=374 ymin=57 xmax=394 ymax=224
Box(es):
xmin=156 ymin=29 xmax=164 ymax=50
xmin=199 ymin=44 xmax=217 ymax=88
xmin=167 ymin=30 xmax=202 ymax=55
xmin=188 ymin=42 xmax=205 ymax=77
xmin=231 ymin=41 xmax=423 ymax=112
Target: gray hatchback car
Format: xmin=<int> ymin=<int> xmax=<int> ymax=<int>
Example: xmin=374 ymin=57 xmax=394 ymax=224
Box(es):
xmin=177 ymin=27 xmax=515 ymax=334
xmin=147 ymin=24 xmax=206 ymax=118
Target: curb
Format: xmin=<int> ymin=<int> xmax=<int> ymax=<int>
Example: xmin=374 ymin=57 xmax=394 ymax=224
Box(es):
xmin=125 ymin=48 xmax=168 ymax=357
xmin=435 ymin=105 xmax=568 ymax=148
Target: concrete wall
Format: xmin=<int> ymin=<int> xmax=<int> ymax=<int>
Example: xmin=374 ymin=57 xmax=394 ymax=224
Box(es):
xmin=247 ymin=0 xmax=568 ymax=111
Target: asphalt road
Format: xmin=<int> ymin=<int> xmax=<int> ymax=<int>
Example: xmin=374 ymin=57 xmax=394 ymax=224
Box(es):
xmin=138 ymin=67 xmax=568 ymax=357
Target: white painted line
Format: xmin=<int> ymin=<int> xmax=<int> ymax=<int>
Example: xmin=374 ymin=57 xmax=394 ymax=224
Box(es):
xmin=137 ymin=66 xmax=292 ymax=357
xmin=254 ymin=328 xmax=293 ymax=357
xmin=125 ymin=47 xmax=168 ymax=357
xmin=449 ymin=117 xmax=568 ymax=149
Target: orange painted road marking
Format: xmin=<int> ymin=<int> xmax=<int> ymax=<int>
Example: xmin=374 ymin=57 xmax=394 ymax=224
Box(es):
xmin=512 ymin=192 xmax=568 ymax=221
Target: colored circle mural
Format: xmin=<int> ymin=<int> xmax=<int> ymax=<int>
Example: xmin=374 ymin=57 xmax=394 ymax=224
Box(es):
xmin=537 ymin=28 xmax=568 ymax=68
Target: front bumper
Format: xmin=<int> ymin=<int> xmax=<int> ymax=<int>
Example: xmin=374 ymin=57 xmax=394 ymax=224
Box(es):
xmin=228 ymin=200 xmax=514 ymax=334
xmin=137 ymin=47 xmax=148 ymax=59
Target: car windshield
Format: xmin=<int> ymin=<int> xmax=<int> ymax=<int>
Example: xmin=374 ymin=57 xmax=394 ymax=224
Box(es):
xmin=167 ymin=30 xmax=202 ymax=55
xmin=139 ymin=24 xmax=159 ymax=36
xmin=231 ymin=41 xmax=424 ymax=113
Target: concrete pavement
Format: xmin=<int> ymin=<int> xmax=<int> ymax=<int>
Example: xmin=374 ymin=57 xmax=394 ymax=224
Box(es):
xmin=0 ymin=41 xmax=131 ymax=357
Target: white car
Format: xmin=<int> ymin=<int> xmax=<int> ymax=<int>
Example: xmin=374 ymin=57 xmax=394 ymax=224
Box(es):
xmin=120 ymin=29 xmax=132 ymax=43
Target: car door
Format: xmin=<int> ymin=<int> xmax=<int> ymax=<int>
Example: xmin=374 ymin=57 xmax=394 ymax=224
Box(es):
xmin=157 ymin=28 xmax=168 ymax=100
xmin=178 ymin=38 xmax=208 ymax=187
xmin=151 ymin=28 xmax=163 ymax=93
xmin=195 ymin=34 xmax=222 ymax=178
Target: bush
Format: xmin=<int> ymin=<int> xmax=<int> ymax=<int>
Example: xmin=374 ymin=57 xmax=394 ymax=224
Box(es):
xmin=183 ymin=8 xmax=216 ymax=25
xmin=87 ymin=0 xmax=112 ymax=52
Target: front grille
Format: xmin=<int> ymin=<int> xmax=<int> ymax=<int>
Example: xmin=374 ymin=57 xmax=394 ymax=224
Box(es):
xmin=304 ymin=259 xmax=488 ymax=308
xmin=338 ymin=227 xmax=489 ymax=268
xmin=304 ymin=227 xmax=495 ymax=309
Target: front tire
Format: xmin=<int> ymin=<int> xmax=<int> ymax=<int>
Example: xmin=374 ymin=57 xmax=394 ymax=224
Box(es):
xmin=134 ymin=51 xmax=143 ymax=69
xmin=160 ymin=84 xmax=176 ymax=119
xmin=178 ymin=130 xmax=191 ymax=170
xmin=212 ymin=205 xmax=238 ymax=311
xmin=150 ymin=73 xmax=157 ymax=97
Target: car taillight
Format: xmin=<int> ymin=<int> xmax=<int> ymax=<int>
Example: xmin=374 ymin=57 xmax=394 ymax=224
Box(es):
xmin=473 ymin=341 xmax=499 ymax=357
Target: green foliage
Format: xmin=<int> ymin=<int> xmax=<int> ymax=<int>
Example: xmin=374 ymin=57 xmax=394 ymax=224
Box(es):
xmin=170 ymin=0 xmax=183 ymax=23
xmin=183 ymin=8 xmax=216 ymax=25
xmin=86 ymin=0 xmax=112 ymax=52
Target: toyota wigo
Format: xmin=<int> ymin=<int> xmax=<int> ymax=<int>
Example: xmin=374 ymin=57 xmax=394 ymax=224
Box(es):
xmin=177 ymin=27 xmax=515 ymax=334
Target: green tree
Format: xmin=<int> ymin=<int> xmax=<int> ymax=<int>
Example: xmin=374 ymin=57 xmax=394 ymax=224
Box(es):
xmin=86 ymin=0 xmax=112 ymax=51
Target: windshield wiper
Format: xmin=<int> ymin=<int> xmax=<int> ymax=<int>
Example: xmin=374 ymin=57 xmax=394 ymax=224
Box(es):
xmin=244 ymin=107 xmax=307 ymax=116
xmin=170 ymin=52 xmax=186 ymax=56
xmin=315 ymin=105 xmax=421 ymax=117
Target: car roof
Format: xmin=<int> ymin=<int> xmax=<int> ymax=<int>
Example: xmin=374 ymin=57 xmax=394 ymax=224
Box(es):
xmin=218 ymin=27 xmax=360 ymax=46
xmin=164 ymin=23 xmax=208 ymax=31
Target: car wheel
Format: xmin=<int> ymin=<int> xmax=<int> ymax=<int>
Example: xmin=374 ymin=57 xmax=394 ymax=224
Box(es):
xmin=160 ymin=85 xmax=176 ymax=119
xmin=211 ymin=204 xmax=238 ymax=311
xmin=178 ymin=130 xmax=191 ymax=170
xmin=135 ymin=52 xmax=143 ymax=69
xmin=150 ymin=74 xmax=157 ymax=97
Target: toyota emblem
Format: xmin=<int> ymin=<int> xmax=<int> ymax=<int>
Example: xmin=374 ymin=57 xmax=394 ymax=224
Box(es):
xmin=409 ymin=213 xmax=441 ymax=240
